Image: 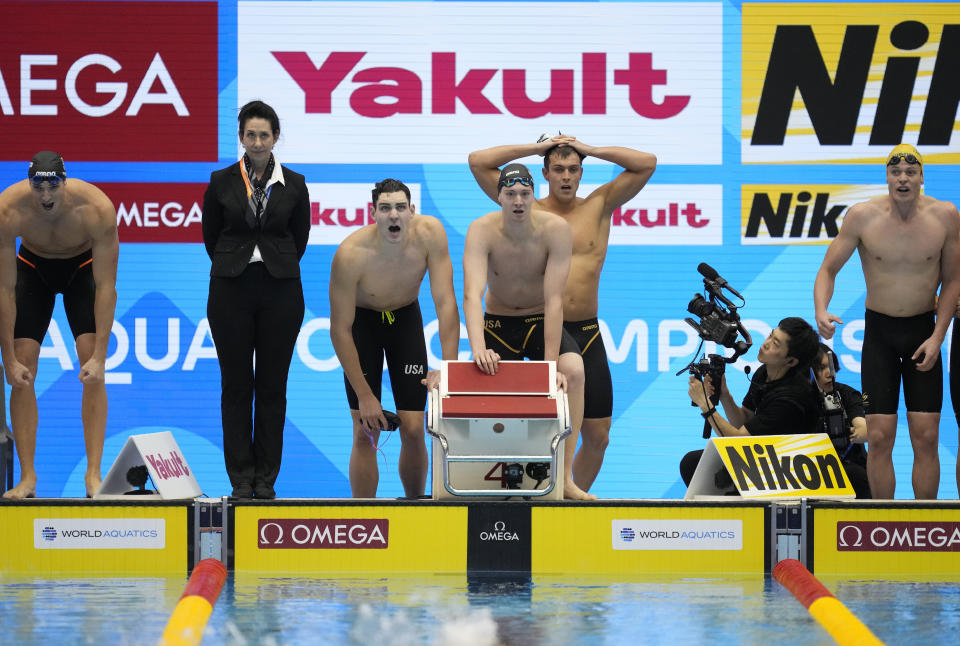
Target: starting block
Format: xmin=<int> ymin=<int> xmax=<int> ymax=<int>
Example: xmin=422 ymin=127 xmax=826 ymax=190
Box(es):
xmin=426 ymin=360 xmax=570 ymax=499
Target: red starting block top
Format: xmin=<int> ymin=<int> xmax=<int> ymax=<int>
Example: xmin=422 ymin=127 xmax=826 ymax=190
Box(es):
xmin=446 ymin=361 xmax=551 ymax=394
xmin=441 ymin=394 xmax=558 ymax=419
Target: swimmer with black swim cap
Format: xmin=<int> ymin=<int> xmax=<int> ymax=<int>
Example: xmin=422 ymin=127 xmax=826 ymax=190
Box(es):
xmin=0 ymin=151 xmax=119 ymax=499
xmin=27 ymin=151 xmax=68 ymax=213
xmin=468 ymin=133 xmax=657 ymax=495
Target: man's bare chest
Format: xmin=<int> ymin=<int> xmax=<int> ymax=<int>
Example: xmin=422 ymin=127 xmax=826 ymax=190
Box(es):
xmin=860 ymin=218 xmax=944 ymax=263
xmin=358 ymin=255 xmax=427 ymax=294
xmin=488 ymin=241 xmax=547 ymax=280
xmin=20 ymin=215 xmax=91 ymax=256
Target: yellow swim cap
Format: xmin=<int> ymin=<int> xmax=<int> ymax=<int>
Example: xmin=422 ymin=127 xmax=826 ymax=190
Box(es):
xmin=887 ymin=143 xmax=923 ymax=170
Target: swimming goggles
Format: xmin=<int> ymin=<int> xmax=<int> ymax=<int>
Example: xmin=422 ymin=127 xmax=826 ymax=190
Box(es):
xmin=887 ymin=153 xmax=920 ymax=166
xmin=500 ymin=177 xmax=534 ymax=188
xmin=29 ymin=175 xmax=63 ymax=187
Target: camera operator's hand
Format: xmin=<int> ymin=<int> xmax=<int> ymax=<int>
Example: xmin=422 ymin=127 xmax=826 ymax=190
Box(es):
xmin=816 ymin=310 xmax=843 ymax=339
xmin=849 ymin=417 xmax=868 ymax=444
xmin=688 ymin=375 xmax=710 ymax=411
xmin=712 ymin=374 xmax=732 ymax=400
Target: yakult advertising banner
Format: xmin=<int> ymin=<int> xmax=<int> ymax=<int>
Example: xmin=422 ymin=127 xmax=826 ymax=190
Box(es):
xmin=237 ymin=1 xmax=723 ymax=164
xmin=0 ymin=0 xmax=957 ymax=502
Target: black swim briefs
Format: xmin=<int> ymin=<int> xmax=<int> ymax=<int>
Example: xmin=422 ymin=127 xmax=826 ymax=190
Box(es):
xmin=482 ymin=312 xmax=580 ymax=360
xmin=15 ymin=245 xmax=96 ymax=343
xmin=563 ymin=318 xmax=613 ymax=418
xmin=861 ymin=308 xmax=942 ymax=414
xmin=345 ymin=301 xmax=428 ymax=411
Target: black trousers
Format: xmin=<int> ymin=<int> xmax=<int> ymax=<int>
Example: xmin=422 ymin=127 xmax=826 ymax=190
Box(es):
xmin=207 ymin=263 xmax=304 ymax=490
xmin=679 ymin=449 xmax=705 ymax=487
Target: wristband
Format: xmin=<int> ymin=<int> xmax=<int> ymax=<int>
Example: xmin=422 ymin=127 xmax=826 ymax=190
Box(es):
xmin=701 ymin=407 xmax=717 ymax=419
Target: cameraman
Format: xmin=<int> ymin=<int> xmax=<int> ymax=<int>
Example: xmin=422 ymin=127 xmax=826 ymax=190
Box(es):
xmin=814 ymin=343 xmax=871 ymax=498
xmin=680 ymin=317 xmax=820 ymax=487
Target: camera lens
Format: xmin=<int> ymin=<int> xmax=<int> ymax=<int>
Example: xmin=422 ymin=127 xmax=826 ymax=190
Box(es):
xmin=687 ymin=294 xmax=714 ymax=318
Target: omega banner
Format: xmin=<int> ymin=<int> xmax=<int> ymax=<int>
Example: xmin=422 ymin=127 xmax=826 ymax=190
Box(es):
xmin=233 ymin=505 xmax=468 ymax=573
xmin=812 ymin=505 xmax=960 ymax=578
xmin=1 ymin=1 xmax=218 ymax=161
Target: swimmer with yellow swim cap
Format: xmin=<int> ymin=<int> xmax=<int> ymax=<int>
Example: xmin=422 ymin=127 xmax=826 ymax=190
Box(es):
xmin=814 ymin=143 xmax=960 ymax=500
xmin=886 ymin=142 xmax=923 ymax=172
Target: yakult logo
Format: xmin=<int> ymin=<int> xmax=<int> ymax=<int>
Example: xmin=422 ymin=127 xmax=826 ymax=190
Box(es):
xmin=554 ymin=184 xmax=722 ymax=246
xmin=837 ymin=521 xmax=960 ymax=552
xmin=1 ymin=1 xmax=217 ymax=161
xmin=143 ymin=450 xmax=190 ymax=480
xmin=258 ymin=519 xmax=389 ymax=549
xmin=306 ymin=183 xmax=423 ymax=245
xmin=275 ymin=51 xmax=688 ymax=119
xmin=239 ymin=2 xmax=722 ymax=164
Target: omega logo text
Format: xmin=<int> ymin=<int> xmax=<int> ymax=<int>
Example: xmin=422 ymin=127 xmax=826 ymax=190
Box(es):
xmin=258 ymin=519 xmax=389 ymax=549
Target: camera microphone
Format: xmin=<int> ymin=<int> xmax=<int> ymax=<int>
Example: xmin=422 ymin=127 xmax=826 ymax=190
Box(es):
xmin=697 ymin=263 xmax=744 ymax=300
xmin=697 ymin=262 xmax=720 ymax=281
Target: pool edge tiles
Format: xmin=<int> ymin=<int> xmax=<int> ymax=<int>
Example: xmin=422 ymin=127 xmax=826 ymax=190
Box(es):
xmin=0 ymin=500 xmax=191 ymax=574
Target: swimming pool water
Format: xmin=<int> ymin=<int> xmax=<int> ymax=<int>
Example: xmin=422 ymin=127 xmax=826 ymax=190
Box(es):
xmin=1 ymin=574 xmax=958 ymax=645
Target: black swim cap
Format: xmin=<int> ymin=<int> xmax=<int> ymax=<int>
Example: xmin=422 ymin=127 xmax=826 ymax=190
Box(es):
xmin=498 ymin=163 xmax=534 ymax=189
xmin=28 ymin=151 xmax=67 ymax=181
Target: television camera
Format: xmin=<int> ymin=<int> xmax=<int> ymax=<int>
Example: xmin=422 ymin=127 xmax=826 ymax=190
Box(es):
xmin=677 ymin=263 xmax=753 ymax=438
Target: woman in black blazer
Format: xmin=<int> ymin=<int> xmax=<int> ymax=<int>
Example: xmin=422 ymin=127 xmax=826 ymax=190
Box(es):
xmin=201 ymin=100 xmax=310 ymax=499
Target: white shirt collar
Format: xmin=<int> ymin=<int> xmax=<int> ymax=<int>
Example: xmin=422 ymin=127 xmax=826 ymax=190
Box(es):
xmin=266 ymin=157 xmax=285 ymax=187
xmin=242 ymin=155 xmax=286 ymax=187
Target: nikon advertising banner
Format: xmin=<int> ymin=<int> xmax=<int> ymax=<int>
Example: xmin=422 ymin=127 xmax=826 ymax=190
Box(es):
xmin=686 ymin=434 xmax=856 ymax=499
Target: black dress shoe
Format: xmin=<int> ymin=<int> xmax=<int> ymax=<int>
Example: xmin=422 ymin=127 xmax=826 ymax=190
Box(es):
xmin=231 ymin=483 xmax=253 ymax=498
xmin=253 ymin=485 xmax=275 ymax=500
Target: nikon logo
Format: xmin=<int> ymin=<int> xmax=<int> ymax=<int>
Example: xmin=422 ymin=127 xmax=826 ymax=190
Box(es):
xmin=753 ymin=20 xmax=957 ymax=146
xmin=740 ymin=185 xmax=885 ymax=245
xmin=742 ymin=7 xmax=960 ymax=163
xmin=725 ymin=443 xmax=848 ymax=492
